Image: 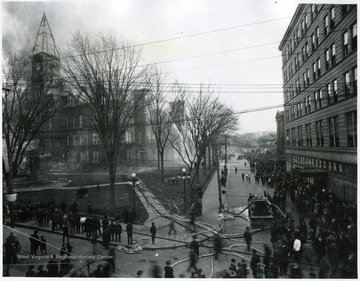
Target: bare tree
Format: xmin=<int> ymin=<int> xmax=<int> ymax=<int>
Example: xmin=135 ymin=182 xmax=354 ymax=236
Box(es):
xmin=171 ymin=85 xmax=238 ymax=188
xmin=62 ymin=32 xmax=148 ymax=210
xmin=2 ymin=53 xmax=62 ymax=192
xmin=146 ymin=69 xmax=184 ymax=183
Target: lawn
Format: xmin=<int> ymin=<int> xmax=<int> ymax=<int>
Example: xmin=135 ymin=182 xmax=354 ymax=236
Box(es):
xmin=136 ymin=166 xmax=215 ymax=216
xmin=15 ymin=182 xmax=148 ymax=223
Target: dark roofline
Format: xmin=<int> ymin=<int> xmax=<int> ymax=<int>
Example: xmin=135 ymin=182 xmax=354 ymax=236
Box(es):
xmin=278 ymin=4 xmax=306 ymax=51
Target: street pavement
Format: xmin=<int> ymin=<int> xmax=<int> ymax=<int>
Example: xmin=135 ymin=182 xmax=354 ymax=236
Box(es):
xmin=4 ymin=158 xmax=322 ymax=278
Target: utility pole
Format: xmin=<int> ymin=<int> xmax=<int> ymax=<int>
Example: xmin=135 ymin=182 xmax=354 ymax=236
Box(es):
xmin=225 ymin=135 xmax=228 ymax=167
xmin=215 ymin=145 xmax=222 ymax=213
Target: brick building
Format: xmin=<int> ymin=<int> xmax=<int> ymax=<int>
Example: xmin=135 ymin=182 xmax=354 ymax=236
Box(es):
xmin=279 ymin=4 xmax=357 ymax=201
xmin=29 ymin=12 xmax=185 ymax=172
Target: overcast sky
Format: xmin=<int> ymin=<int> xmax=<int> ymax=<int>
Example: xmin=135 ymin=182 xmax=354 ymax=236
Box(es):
xmin=2 ymin=0 xmax=352 ymax=133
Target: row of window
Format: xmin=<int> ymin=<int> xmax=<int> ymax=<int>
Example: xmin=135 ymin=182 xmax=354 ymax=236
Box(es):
xmin=66 ymin=115 xmax=88 ymax=130
xmin=286 ymin=111 xmax=357 ymax=148
xmin=283 ymin=4 xmax=356 ymax=64
xmin=285 ymin=67 xmax=357 ymax=122
xmin=287 ymin=154 xmax=357 ymax=179
xmin=66 ymin=133 xmax=100 ymax=146
xmin=67 ymin=150 xmax=100 ymax=163
xmin=284 ymin=22 xmax=357 ymax=85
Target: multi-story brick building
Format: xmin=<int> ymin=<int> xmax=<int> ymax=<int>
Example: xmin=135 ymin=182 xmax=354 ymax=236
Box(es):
xmin=279 ymin=4 xmax=357 ymax=202
xmin=30 ymin=12 xmax=185 ymax=172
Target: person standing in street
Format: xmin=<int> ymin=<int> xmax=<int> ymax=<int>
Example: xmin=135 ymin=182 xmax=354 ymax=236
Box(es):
xmin=190 ymin=234 xmax=200 ymax=263
xmin=40 ymin=236 xmax=47 ymax=255
xmin=244 ymin=226 xmax=252 ymax=251
xmin=250 ymin=249 xmax=261 ymax=278
xmin=150 ymin=222 xmax=157 ymax=244
xmin=5 ymin=232 xmax=20 ymax=264
xmin=164 ymin=260 xmax=174 ymax=278
xmin=126 ymin=222 xmax=133 ymax=245
xmin=213 ymin=233 xmax=223 ymax=260
xmin=29 ymin=230 xmax=40 ymax=255
xmin=168 ymin=218 xmax=177 ymax=236
xmin=103 ymin=227 xmax=111 ymax=249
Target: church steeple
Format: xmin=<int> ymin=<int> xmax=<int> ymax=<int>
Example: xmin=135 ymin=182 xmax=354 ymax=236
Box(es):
xmin=31 ymin=11 xmax=60 ymax=84
xmin=32 ymin=11 xmax=59 ymax=58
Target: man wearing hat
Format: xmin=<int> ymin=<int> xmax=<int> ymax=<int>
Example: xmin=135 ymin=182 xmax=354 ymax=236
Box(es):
xmin=29 ymin=230 xmax=40 ymax=255
xmin=25 ymin=265 xmax=36 ymax=277
xmin=164 ymin=260 xmax=174 ymax=278
xmin=250 ymin=249 xmax=261 ymax=278
xmin=229 ymin=258 xmax=237 ymax=272
xmin=5 ymin=232 xmax=20 ymax=264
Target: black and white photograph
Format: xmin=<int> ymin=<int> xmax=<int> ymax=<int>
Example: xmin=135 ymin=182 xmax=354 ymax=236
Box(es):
xmin=2 ymin=0 xmax=357 ymax=278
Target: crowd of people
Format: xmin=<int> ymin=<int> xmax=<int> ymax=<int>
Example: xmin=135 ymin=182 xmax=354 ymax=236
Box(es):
xmin=243 ymin=153 xmax=357 ymax=278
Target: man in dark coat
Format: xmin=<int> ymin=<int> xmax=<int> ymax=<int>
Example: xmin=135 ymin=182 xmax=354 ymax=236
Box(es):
xmin=250 ymin=249 xmax=261 ymax=278
xmin=29 ymin=230 xmax=40 ymax=255
xmin=93 ymin=216 xmax=102 ymax=236
xmin=109 ymin=220 xmax=116 ymax=241
xmin=164 ymin=260 xmax=174 ymax=278
xmin=126 ymin=222 xmax=133 ymax=245
xmin=244 ymin=226 xmax=252 ymax=251
xmin=5 ymin=232 xmax=20 ymax=264
xmin=150 ymin=222 xmax=157 ymax=244
xmin=103 ymin=227 xmax=111 ymax=249
xmin=190 ymin=235 xmax=199 ymax=259
xmin=114 ymin=222 xmax=122 ymax=242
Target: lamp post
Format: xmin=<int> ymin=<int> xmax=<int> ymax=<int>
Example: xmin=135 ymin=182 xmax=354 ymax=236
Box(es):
xmin=131 ymin=173 xmax=137 ymax=215
xmin=182 ymin=168 xmax=187 ymax=214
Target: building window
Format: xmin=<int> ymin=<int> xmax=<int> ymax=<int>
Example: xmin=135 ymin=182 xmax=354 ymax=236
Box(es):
xmin=305 ymin=42 xmax=309 ymax=58
xmin=328 ymin=116 xmax=339 ymax=147
xmin=66 ymin=117 xmax=69 ymax=130
xmin=317 ymin=58 xmax=321 ymax=77
xmin=333 ymin=80 xmax=338 ymax=102
xmin=312 ymin=33 xmax=316 ymax=50
xmin=345 ymin=71 xmax=351 ymax=96
xmin=324 ymin=15 xmax=329 ymax=36
xmin=343 ymin=31 xmax=349 ymax=56
xmin=316 ymin=27 xmax=320 ymax=45
xmin=305 ymin=14 xmax=309 ymax=29
xmin=330 ymin=7 xmax=335 ymax=28
xmin=346 ymin=111 xmax=357 ymax=148
xmin=67 ymin=135 xmax=70 ymax=146
xmin=352 ymin=23 xmax=357 ymax=51
xmin=327 ymin=83 xmax=332 ymax=104
xmin=297 ymin=126 xmax=303 ymax=146
xmin=331 ymin=43 xmax=336 ymax=65
xmin=93 ymin=133 xmax=99 ymax=145
xmin=291 ymin=128 xmax=296 ymax=146
xmin=352 ymin=67 xmax=357 ymax=95
xmin=72 ymin=116 xmax=76 ymax=128
xmin=325 ymin=49 xmax=330 ymax=70
xmin=80 ymin=151 xmax=89 ymax=163
xmin=79 ymin=115 xmax=83 ymax=128
xmin=305 ymin=123 xmax=312 ymax=146
xmin=316 ymin=120 xmax=324 ymax=146
xmin=93 ymin=151 xmax=100 ymax=163
xmin=314 ymin=90 xmax=322 ymax=110
xmin=286 ymin=129 xmax=290 ymax=146
xmin=313 ymin=62 xmax=317 ymax=80
xmin=306 ymin=69 xmax=310 ymax=85
xmin=301 ymin=20 xmax=305 ymax=35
